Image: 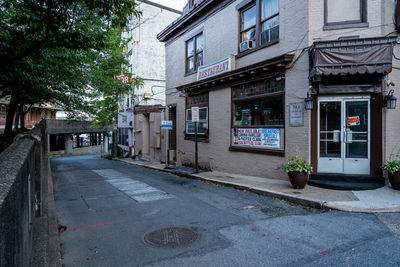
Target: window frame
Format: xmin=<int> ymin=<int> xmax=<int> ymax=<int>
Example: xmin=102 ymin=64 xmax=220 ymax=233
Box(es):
xmin=323 ymin=0 xmax=368 ymax=30
xmin=185 ymin=92 xmax=209 ymax=142
xmin=0 ymin=105 xmax=6 ymax=120
xmin=185 ymin=33 xmax=203 ymax=75
xmin=230 ymin=75 xmax=286 ymax=156
xmin=237 ymin=0 xmax=280 ymax=57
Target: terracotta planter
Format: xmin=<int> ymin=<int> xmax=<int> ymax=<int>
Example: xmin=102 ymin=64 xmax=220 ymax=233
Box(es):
xmin=288 ymin=171 xmax=309 ymax=189
xmin=388 ymin=171 xmax=400 ymax=190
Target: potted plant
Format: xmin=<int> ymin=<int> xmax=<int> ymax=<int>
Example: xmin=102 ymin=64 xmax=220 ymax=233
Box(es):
xmin=282 ymin=155 xmax=313 ymax=189
xmin=382 ymin=154 xmax=400 ymax=190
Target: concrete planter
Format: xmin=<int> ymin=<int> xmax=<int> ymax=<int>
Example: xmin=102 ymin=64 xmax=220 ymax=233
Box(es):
xmin=388 ymin=171 xmax=400 ymax=190
xmin=288 ymin=171 xmax=309 ymax=189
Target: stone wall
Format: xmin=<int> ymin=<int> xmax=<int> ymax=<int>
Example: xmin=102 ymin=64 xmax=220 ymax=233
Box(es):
xmin=0 ymin=121 xmax=61 ymax=266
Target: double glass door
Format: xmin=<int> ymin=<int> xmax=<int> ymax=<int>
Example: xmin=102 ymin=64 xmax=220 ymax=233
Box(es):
xmin=318 ymin=96 xmax=370 ymax=174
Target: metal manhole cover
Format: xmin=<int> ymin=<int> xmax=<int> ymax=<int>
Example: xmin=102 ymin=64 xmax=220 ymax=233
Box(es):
xmin=144 ymin=227 xmax=200 ymax=248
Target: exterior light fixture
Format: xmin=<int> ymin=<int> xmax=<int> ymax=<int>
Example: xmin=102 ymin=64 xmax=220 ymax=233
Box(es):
xmin=384 ymin=89 xmax=397 ymax=109
xmin=304 ymin=92 xmax=313 ymax=110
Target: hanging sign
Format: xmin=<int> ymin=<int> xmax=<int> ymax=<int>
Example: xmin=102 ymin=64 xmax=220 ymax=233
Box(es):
xmin=116 ymin=75 xmax=131 ymax=85
xmin=232 ymin=128 xmax=281 ymax=148
xmin=289 ymin=103 xmax=304 ymax=127
xmin=347 ymin=116 xmax=360 ymax=126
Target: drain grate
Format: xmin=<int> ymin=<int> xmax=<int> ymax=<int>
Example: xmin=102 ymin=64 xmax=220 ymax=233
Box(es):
xmin=144 ymin=227 xmax=200 ymax=248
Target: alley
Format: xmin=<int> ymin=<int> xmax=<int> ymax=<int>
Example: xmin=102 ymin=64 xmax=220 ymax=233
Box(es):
xmin=53 ymin=155 xmax=400 ymax=267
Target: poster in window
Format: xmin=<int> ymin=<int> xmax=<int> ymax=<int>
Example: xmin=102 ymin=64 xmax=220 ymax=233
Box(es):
xmin=232 ymin=128 xmax=280 ymax=149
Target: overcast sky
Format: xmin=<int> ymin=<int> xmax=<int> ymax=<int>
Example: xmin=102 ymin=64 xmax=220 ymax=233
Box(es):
xmin=150 ymin=0 xmax=187 ymax=11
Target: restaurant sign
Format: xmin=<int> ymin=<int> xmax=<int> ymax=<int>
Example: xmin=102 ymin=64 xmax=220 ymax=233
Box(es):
xmin=197 ymin=57 xmax=231 ymax=81
xmin=232 ymin=128 xmax=280 ymax=149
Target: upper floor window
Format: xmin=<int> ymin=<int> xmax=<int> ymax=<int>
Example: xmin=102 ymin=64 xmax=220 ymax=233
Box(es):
xmin=0 ymin=105 xmax=6 ymax=120
xmin=239 ymin=0 xmax=279 ymax=53
xmin=324 ymin=0 xmax=368 ymax=30
xmin=186 ymin=33 xmax=203 ymax=73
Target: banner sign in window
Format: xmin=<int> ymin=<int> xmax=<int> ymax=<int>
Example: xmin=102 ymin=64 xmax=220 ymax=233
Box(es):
xmin=232 ymin=128 xmax=280 ymax=148
xmin=347 ymin=116 xmax=360 ymax=126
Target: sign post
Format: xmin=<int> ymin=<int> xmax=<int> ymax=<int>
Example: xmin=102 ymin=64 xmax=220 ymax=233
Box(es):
xmin=161 ymin=120 xmax=173 ymax=167
xmin=191 ymin=107 xmax=199 ymax=173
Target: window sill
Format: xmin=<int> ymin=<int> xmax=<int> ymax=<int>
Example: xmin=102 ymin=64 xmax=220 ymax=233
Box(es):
xmin=229 ymin=146 xmax=285 ymax=157
xmin=184 ymin=135 xmax=209 ymax=143
xmin=236 ymin=40 xmax=279 ymax=59
xmin=184 ymin=71 xmax=197 ymax=77
xmin=323 ymin=22 xmax=369 ymax=31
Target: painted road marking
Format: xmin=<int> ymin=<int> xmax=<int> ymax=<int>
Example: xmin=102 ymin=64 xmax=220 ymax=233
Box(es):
xmin=92 ymin=169 xmax=174 ymax=203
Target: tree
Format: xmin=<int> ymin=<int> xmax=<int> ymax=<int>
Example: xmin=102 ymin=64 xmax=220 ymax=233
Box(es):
xmin=0 ymin=0 xmax=141 ymax=136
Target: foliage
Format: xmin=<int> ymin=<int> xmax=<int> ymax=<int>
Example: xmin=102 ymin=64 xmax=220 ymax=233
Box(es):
xmin=103 ymin=153 xmax=113 ymax=160
xmin=382 ymin=154 xmax=400 ymax=174
xmin=282 ymin=155 xmax=313 ymax=173
xmin=0 ymin=0 xmax=141 ymax=135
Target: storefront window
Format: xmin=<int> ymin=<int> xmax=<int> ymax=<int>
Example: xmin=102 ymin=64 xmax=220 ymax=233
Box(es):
xmin=231 ymin=76 xmax=285 ymax=151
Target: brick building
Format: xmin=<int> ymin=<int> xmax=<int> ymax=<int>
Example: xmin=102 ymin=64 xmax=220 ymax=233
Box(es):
xmin=158 ymin=0 xmax=400 ymax=188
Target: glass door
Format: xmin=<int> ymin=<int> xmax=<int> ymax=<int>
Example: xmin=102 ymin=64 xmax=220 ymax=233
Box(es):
xmin=343 ymin=100 xmax=370 ymax=174
xmin=318 ymin=97 xmax=370 ymax=174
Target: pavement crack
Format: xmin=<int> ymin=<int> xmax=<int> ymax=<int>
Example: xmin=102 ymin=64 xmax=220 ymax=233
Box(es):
xmin=80 ymin=195 xmax=90 ymax=209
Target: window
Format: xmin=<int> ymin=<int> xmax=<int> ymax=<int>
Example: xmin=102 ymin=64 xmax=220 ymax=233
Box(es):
xmin=324 ymin=0 xmax=367 ymax=30
xmin=241 ymin=5 xmax=256 ymax=42
xmin=186 ymin=33 xmax=203 ymax=73
xmin=0 ymin=105 xmax=6 ymax=120
xmin=231 ymin=76 xmax=285 ymax=152
xmin=185 ymin=93 xmax=208 ymax=137
xmin=239 ymin=0 xmax=279 ymax=51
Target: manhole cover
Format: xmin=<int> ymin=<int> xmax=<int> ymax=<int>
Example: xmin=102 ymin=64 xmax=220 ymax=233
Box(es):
xmin=144 ymin=227 xmax=200 ymax=248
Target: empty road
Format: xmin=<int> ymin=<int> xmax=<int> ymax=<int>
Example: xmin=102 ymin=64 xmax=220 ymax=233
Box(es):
xmin=52 ymin=155 xmax=400 ymax=266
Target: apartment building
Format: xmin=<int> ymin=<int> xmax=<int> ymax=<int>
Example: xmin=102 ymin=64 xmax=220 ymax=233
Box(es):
xmin=118 ymin=0 xmax=181 ymax=161
xmin=158 ymin=0 xmax=400 ymax=187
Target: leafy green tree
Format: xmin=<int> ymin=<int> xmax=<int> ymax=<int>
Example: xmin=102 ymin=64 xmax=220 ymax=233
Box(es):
xmin=0 ymin=0 xmax=141 ymax=136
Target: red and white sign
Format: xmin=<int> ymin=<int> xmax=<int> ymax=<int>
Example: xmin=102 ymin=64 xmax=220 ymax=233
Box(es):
xmin=197 ymin=57 xmax=231 ymax=81
xmin=191 ymin=107 xmax=199 ymax=122
xmin=116 ymin=75 xmax=131 ymax=85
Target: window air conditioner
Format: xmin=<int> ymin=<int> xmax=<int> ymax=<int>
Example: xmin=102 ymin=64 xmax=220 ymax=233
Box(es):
xmin=239 ymin=40 xmax=255 ymax=52
xmin=143 ymin=92 xmax=151 ymax=99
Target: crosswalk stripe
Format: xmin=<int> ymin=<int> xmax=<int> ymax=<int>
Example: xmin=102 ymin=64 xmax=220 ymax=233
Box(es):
xmin=92 ymin=169 xmax=174 ymax=203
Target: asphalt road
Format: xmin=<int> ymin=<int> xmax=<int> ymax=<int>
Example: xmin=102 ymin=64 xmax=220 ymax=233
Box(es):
xmin=52 ymin=154 xmax=400 ymax=267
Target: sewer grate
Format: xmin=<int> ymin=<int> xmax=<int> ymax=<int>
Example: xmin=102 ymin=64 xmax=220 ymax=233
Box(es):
xmin=144 ymin=227 xmax=200 ymax=248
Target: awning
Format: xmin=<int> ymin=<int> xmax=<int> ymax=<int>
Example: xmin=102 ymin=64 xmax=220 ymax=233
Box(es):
xmin=309 ymin=37 xmax=396 ymax=80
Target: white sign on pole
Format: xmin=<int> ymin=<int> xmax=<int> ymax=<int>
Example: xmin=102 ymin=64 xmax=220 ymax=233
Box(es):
xmin=161 ymin=120 xmax=173 ymax=130
xmin=191 ymin=107 xmax=199 ymax=122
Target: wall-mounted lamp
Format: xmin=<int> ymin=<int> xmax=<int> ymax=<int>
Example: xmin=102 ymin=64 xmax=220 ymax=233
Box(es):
xmin=384 ymin=89 xmax=397 ymax=109
xmin=304 ymin=92 xmax=313 ymax=110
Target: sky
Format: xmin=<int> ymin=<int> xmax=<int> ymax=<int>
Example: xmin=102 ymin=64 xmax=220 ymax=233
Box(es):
xmin=150 ymin=0 xmax=188 ymax=11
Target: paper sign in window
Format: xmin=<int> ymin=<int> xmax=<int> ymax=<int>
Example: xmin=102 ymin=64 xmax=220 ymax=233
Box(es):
xmin=347 ymin=116 xmax=360 ymax=126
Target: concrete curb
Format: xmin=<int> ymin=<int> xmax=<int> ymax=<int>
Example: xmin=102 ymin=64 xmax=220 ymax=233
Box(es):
xmin=115 ymin=158 xmax=400 ymax=213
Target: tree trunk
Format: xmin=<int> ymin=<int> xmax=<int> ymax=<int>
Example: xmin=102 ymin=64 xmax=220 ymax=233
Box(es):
xmin=4 ymin=94 xmax=18 ymax=136
xmin=20 ymin=110 xmax=26 ymax=130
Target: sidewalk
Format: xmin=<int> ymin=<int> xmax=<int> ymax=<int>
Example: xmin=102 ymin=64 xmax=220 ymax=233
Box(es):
xmin=116 ymin=158 xmax=400 ymax=213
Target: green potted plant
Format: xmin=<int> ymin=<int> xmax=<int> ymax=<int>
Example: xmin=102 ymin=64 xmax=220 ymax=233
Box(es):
xmin=282 ymin=155 xmax=313 ymax=189
xmin=382 ymin=154 xmax=400 ymax=190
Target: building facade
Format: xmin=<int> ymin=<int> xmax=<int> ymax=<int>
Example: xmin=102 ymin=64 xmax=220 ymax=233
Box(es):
xmin=118 ymin=0 xmax=181 ymax=161
xmin=0 ymin=99 xmax=58 ymax=131
xmin=158 ymin=0 xmax=400 ymax=182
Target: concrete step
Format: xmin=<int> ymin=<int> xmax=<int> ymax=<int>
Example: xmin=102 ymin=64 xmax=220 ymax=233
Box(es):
xmin=308 ymin=179 xmax=385 ymax=191
xmin=309 ymin=173 xmax=384 ymax=183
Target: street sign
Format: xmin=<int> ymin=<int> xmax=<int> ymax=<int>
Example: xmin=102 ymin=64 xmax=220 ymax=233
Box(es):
xmin=191 ymin=106 xmax=199 ymax=122
xmin=161 ymin=120 xmax=173 ymax=130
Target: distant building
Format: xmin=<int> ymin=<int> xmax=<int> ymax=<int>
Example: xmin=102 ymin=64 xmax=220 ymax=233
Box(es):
xmin=118 ymin=0 xmax=181 ymax=161
xmin=0 ymin=99 xmax=59 ymax=131
xmin=158 ymin=0 xmax=400 ymax=183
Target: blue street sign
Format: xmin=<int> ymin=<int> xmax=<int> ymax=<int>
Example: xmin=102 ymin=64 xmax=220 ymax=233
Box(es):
xmin=161 ymin=120 xmax=173 ymax=130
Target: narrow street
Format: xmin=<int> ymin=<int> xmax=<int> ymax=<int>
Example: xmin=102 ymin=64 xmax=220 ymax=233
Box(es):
xmin=53 ymin=155 xmax=400 ymax=267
